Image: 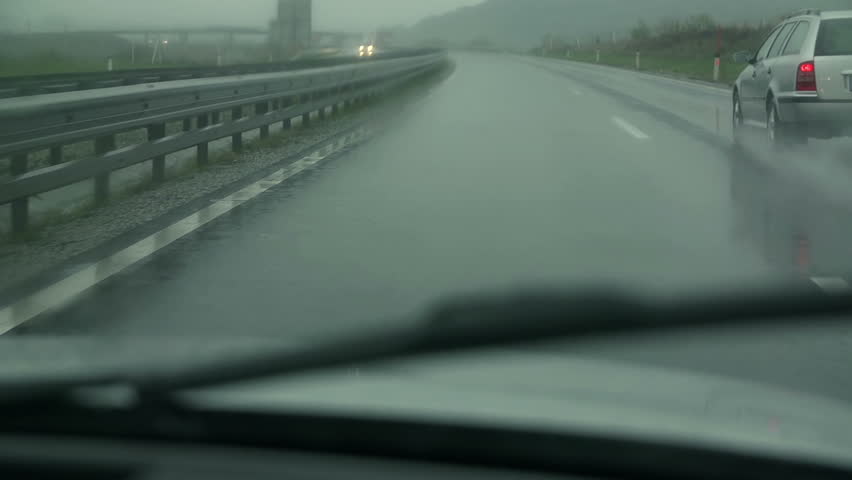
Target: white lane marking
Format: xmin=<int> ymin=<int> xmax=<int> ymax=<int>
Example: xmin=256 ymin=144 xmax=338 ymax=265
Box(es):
xmin=572 ymin=89 xmax=582 ymax=96
xmin=633 ymin=71 xmax=730 ymax=97
xmin=743 ymin=119 xmax=767 ymax=129
xmin=0 ymin=128 xmax=366 ymax=335
xmin=811 ymin=277 xmax=851 ymax=293
xmin=611 ymin=116 xmax=650 ymax=140
xmin=530 ymin=56 xmax=729 ymax=97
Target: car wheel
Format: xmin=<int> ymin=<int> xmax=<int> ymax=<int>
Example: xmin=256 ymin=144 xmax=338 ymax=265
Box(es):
xmin=768 ymin=102 xmax=808 ymax=149
xmin=732 ymin=92 xmax=745 ymax=146
xmin=767 ymin=101 xmax=782 ymax=148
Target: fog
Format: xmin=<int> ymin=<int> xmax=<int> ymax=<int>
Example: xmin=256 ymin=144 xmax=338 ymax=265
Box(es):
xmin=0 ymin=0 xmax=484 ymax=33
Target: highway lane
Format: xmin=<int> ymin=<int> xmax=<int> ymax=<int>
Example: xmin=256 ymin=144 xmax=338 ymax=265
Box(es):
xmin=12 ymin=52 xmax=852 ymax=403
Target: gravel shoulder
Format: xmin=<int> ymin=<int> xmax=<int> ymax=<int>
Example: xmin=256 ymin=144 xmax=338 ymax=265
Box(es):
xmin=0 ymin=89 xmax=420 ymax=296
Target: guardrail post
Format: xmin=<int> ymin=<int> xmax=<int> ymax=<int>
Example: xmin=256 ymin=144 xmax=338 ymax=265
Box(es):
xmin=282 ymin=97 xmax=292 ymax=130
xmin=182 ymin=118 xmax=192 ymax=132
xmin=197 ymin=113 xmax=209 ymax=167
xmin=332 ymin=88 xmax=341 ymax=115
xmin=301 ymin=94 xmax=311 ymax=127
xmin=231 ymin=106 xmax=243 ymax=153
xmin=10 ymin=153 xmax=28 ymax=233
xmin=211 ymin=111 xmax=221 ymax=124
xmin=148 ymin=123 xmax=167 ymax=183
xmin=256 ymin=101 xmax=270 ymax=139
xmin=94 ymin=134 xmax=115 ymax=205
xmin=49 ymin=146 xmax=63 ymax=166
xmin=317 ymin=90 xmax=328 ymax=121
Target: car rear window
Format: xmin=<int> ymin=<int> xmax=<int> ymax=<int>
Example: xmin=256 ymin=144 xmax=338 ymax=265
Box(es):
xmin=767 ymin=23 xmax=796 ymax=58
xmin=816 ymin=18 xmax=852 ymax=56
xmin=783 ymin=21 xmax=810 ymax=55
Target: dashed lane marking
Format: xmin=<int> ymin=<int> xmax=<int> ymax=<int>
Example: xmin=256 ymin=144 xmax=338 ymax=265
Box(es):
xmin=612 ymin=116 xmax=650 ymax=140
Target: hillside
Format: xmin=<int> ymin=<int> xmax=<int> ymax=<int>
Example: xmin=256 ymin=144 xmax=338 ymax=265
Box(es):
xmin=405 ymin=0 xmax=852 ymax=48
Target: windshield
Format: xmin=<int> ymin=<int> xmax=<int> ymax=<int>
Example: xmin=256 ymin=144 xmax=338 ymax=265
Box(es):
xmin=816 ymin=18 xmax=852 ymax=56
xmin=2 ymin=0 xmax=852 ymax=462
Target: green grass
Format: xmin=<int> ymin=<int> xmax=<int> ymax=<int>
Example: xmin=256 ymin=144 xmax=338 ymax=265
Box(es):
xmin=559 ymin=50 xmax=741 ymax=85
xmin=0 ymin=55 xmax=196 ymax=78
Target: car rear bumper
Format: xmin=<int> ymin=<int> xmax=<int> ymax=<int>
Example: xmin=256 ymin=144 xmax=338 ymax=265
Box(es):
xmin=777 ymin=96 xmax=852 ymax=137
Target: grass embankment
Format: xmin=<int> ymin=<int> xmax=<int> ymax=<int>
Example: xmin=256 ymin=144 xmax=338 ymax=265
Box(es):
xmin=0 ymin=55 xmax=191 ymax=77
xmin=562 ymin=50 xmax=742 ymax=84
xmin=0 ymin=32 xmax=266 ymax=77
xmin=537 ymin=23 xmax=771 ymax=85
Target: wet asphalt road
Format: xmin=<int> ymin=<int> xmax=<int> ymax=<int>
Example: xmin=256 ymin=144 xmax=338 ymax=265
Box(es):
xmin=15 ymin=53 xmax=852 ymax=403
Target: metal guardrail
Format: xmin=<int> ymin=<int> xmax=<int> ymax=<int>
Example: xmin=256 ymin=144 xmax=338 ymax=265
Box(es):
xmin=0 ymin=50 xmax=448 ymax=234
xmin=0 ymin=49 xmax=440 ymax=99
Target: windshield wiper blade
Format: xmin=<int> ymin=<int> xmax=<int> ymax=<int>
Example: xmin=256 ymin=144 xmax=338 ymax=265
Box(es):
xmin=131 ymin=283 xmax=852 ymax=395
xmin=0 ymin=373 xmax=127 ymax=407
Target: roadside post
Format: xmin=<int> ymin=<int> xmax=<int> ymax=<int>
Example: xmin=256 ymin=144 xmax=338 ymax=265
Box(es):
xmin=635 ymin=51 xmax=641 ymax=70
xmin=714 ymin=27 xmax=722 ymax=82
xmin=107 ymin=56 xmax=113 ymax=72
xmin=713 ymin=54 xmax=721 ymax=82
xmin=596 ymin=50 xmax=600 ymax=63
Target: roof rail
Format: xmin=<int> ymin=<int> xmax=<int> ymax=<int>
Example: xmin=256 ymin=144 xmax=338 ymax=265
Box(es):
xmin=785 ymin=9 xmax=821 ymax=20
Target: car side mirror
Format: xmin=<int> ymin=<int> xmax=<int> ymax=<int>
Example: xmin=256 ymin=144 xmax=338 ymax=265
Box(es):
xmin=732 ymin=50 xmax=754 ymax=65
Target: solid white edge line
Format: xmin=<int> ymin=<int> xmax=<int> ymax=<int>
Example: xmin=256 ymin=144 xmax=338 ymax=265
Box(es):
xmin=0 ymin=128 xmax=366 ymax=335
xmin=611 ymin=116 xmax=650 ymax=140
xmin=530 ymin=56 xmax=730 ymax=97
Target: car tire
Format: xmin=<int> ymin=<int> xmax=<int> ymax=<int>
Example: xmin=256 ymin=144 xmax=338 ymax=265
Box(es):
xmin=732 ymin=92 xmax=745 ymax=146
xmin=767 ymin=101 xmax=784 ymax=149
xmin=768 ymin=102 xmax=808 ymax=149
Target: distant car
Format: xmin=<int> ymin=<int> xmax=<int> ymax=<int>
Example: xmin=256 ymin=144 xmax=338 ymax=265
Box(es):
xmin=358 ymin=44 xmax=375 ymax=57
xmin=732 ymin=9 xmax=852 ymax=146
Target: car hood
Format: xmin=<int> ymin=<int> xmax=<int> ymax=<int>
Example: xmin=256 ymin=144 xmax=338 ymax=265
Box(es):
xmin=187 ymin=348 xmax=852 ymax=468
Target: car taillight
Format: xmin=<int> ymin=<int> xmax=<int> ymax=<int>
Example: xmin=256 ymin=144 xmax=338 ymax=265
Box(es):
xmin=797 ymin=61 xmax=817 ymax=92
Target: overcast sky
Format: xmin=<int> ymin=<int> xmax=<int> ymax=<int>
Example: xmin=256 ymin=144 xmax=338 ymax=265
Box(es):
xmin=0 ymin=0 xmax=485 ymax=32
